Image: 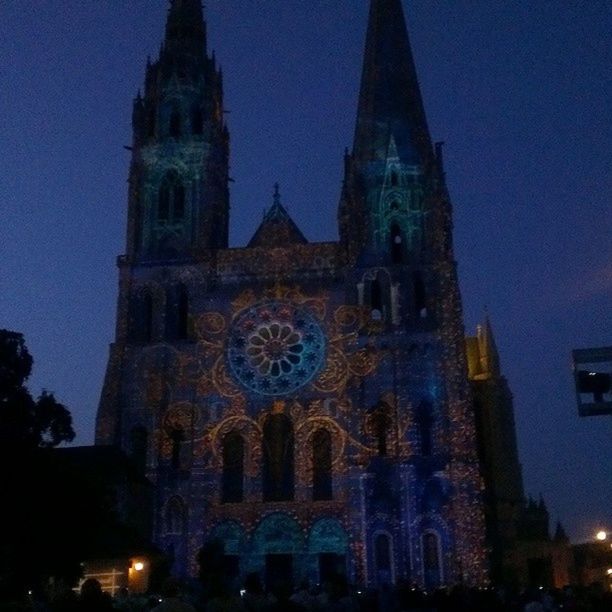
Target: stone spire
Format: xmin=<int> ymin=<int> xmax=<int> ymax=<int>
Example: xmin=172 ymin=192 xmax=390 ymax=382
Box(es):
xmin=126 ymin=0 xmax=229 ymax=260
xmin=480 ymin=314 xmax=501 ymax=376
xmin=353 ymin=0 xmax=434 ymax=167
xmin=165 ymin=0 xmax=207 ymax=55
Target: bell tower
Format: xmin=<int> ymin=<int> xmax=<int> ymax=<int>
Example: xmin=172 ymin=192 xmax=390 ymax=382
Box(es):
xmin=339 ymin=0 xmax=449 ymax=267
xmin=127 ymin=0 xmax=229 ymax=260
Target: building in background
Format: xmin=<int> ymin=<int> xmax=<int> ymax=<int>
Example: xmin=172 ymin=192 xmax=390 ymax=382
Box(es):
xmin=467 ymin=320 xmax=574 ymax=589
xmin=467 ymin=318 xmax=524 ymax=584
xmin=96 ymin=0 xmax=492 ymax=587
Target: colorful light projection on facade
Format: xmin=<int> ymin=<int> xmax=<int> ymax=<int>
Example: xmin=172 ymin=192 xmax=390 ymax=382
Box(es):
xmin=227 ymin=300 xmax=327 ymax=396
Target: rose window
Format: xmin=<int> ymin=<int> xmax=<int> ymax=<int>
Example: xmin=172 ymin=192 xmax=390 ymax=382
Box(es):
xmin=227 ymin=300 xmax=326 ymax=396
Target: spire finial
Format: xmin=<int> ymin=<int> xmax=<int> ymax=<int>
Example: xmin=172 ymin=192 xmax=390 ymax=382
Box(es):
xmin=165 ymin=0 xmax=206 ymax=53
xmin=273 ymin=183 xmax=281 ymax=208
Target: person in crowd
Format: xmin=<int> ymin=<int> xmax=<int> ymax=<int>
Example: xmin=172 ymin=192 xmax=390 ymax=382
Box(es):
xmin=76 ymin=579 xmax=113 ymax=612
xmin=153 ymin=579 xmax=196 ymax=612
xmin=205 ymin=576 xmax=244 ymax=612
xmin=241 ymin=573 xmax=269 ymax=612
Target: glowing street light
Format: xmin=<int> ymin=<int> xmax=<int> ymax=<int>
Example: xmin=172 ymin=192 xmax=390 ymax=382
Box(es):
xmin=596 ymin=530 xmax=608 ymax=541
xmin=133 ymin=562 xmax=144 ymax=572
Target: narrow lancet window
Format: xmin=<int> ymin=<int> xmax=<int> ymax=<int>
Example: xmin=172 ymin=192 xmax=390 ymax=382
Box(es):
xmin=312 ymin=429 xmax=332 ymax=501
xmin=413 ymin=272 xmax=427 ymax=317
xmin=192 ymin=106 xmax=204 ymax=135
xmin=177 ymin=286 xmax=189 ymax=340
xmin=391 ymin=224 xmax=404 ymax=264
xmin=423 ymin=532 xmax=442 ymax=587
xmin=263 ymin=414 xmax=294 ymax=501
xmin=222 ymin=431 xmax=245 ymax=503
xmin=169 ymin=110 xmax=181 ymax=138
xmin=158 ymin=184 xmax=170 ymax=221
xmin=174 ymin=183 xmax=185 ymax=220
xmin=130 ymin=426 xmax=148 ymax=473
xmin=158 ymin=171 xmax=186 ymax=224
xmin=165 ymin=497 xmax=186 ymax=535
xmin=371 ymin=278 xmax=383 ymax=320
xmin=374 ymin=413 xmax=389 ymax=456
xmin=170 ymin=428 xmax=184 ymax=470
xmin=375 ymin=533 xmax=392 ymax=572
xmin=417 ymin=402 xmax=433 ymax=456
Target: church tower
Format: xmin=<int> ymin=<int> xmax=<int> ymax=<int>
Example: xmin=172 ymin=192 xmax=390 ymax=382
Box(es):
xmin=128 ymin=0 xmax=229 ymax=260
xmin=97 ymin=0 xmax=489 ymax=588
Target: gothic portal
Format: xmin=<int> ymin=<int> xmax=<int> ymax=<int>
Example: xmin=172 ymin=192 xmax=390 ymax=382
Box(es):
xmin=96 ymin=0 xmax=488 ymax=588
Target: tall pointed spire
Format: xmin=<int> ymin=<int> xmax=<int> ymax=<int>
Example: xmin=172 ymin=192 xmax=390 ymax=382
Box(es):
xmin=165 ymin=0 xmax=206 ymax=56
xmin=126 ymin=0 xmax=229 ymax=259
xmin=353 ymin=0 xmax=434 ymax=166
xmin=480 ymin=313 xmax=501 ymax=376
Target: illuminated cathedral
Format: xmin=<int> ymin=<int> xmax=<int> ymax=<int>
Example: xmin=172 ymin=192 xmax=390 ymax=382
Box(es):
xmin=96 ymin=0 xmax=489 ymax=588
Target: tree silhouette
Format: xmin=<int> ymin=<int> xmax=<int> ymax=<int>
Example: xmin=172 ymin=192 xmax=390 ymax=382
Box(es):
xmin=0 ymin=329 xmax=75 ymax=450
xmin=0 ymin=329 xmax=83 ymax=599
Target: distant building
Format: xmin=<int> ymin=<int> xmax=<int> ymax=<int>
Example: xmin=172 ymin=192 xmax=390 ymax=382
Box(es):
xmin=573 ymin=540 xmax=612 ymax=589
xmin=467 ymin=318 xmax=525 ymax=584
xmin=467 ymin=320 xmax=573 ymax=588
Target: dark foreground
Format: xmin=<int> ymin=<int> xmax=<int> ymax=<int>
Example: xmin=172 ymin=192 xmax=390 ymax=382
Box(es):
xmin=3 ymin=575 xmax=611 ymax=612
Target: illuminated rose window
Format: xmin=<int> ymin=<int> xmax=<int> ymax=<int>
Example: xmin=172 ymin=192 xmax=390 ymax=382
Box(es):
xmin=247 ymin=323 xmax=304 ymax=377
xmin=228 ymin=301 xmax=326 ymax=396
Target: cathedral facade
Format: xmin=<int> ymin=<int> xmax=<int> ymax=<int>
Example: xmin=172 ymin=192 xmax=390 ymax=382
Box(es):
xmin=96 ymin=0 xmax=488 ymax=588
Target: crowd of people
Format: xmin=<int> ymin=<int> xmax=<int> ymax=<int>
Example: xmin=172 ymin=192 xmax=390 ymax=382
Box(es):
xmin=6 ymin=575 xmax=611 ymax=612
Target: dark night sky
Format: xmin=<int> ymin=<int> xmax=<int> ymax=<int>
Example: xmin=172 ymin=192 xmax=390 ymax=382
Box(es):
xmin=1 ymin=1 xmax=610 ymax=542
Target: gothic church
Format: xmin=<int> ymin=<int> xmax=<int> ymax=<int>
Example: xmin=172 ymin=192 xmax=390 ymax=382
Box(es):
xmin=96 ymin=0 xmax=489 ymax=588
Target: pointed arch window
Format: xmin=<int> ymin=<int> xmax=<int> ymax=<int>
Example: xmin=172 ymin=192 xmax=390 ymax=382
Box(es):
xmin=222 ymin=431 xmax=245 ymax=503
xmin=423 ymin=532 xmax=442 ymax=587
xmin=192 ymin=106 xmax=204 ymax=135
xmin=159 ymin=183 xmax=170 ymax=221
xmin=170 ymin=428 xmax=184 ymax=470
xmin=158 ymin=171 xmax=186 ymax=224
xmin=375 ymin=533 xmax=392 ymax=572
xmin=416 ymin=402 xmax=434 ymax=457
xmin=169 ymin=109 xmax=182 ymax=139
xmin=413 ymin=272 xmax=427 ymax=318
xmin=373 ymin=411 xmax=391 ymax=457
xmin=130 ymin=426 xmax=148 ymax=474
xmin=390 ymin=223 xmax=404 ymax=264
xmin=165 ymin=497 xmax=186 ymax=535
xmin=312 ymin=429 xmax=332 ymax=501
xmin=263 ymin=414 xmax=294 ymax=502
xmin=165 ymin=285 xmax=190 ymax=341
xmin=129 ymin=292 xmax=154 ymax=342
xmin=391 ymin=172 xmax=399 ymax=187
xmin=370 ymin=278 xmax=383 ymax=321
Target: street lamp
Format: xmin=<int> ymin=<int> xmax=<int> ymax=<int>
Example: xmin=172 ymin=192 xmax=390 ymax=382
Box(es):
xmin=596 ymin=530 xmax=608 ymax=541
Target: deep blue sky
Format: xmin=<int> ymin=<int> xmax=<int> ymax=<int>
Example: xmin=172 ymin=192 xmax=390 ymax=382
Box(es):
xmin=1 ymin=1 xmax=610 ymax=542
